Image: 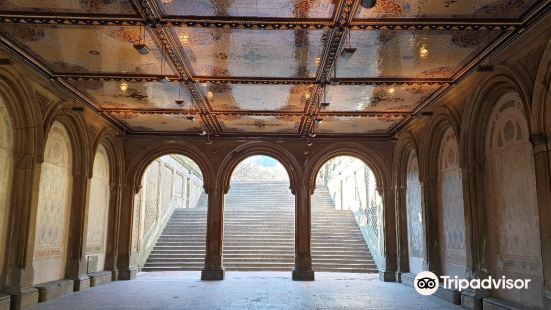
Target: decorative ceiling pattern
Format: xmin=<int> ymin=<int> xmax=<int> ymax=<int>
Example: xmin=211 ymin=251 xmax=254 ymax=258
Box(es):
xmin=0 ymin=0 xmax=547 ymax=136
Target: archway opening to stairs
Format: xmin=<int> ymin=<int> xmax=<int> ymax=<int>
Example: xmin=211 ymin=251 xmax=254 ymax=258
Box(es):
xmin=223 ymin=155 xmax=295 ymax=271
xmin=137 ymin=154 xmax=206 ymax=272
xmin=313 ymin=156 xmax=380 ymax=273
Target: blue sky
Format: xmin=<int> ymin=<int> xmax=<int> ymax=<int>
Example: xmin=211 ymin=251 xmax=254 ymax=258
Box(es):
xmin=257 ymin=156 xmax=279 ymax=167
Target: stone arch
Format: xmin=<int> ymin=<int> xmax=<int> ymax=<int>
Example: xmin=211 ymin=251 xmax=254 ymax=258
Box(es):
xmin=421 ymin=109 xmax=467 ymax=278
xmin=480 ymin=91 xmax=543 ymax=307
xmin=127 ymin=141 xmax=212 ymax=193
xmin=306 ymin=142 xmax=390 ymax=195
xmin=532 ymin=38 xmax=551 ymax=139
xmin=219 ymin=142 xmax=301 ymax=194
xmin=33 ymin=121 xmax=74 ymax=285
xmin=392 ymin=132 xmax=422 ymax=275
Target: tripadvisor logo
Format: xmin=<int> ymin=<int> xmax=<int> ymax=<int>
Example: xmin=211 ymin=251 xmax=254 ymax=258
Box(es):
xmin=413 ymin=271 xmax=532 ymax=296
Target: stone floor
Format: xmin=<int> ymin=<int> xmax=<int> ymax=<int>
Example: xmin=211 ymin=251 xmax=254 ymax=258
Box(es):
xmin=30 ymin=272 xmax=460 ymax=309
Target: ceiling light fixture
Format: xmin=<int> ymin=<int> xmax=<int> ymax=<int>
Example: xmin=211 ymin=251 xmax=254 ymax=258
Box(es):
xmin=133 ymin=25 xmax=150 ymax=55
xmin=388 ymin=87 xmax=396 ymax=94
xmin=330 ymin=61 xmax=339 ymax=86
xmin=179 ymin=33 xmax=189 ymax=44
xmin=320 ymin=84 xmax=330 ymax=108
xmin=340 ymin=29 xmax=356 ymax=60
xmin=175 ymin=81 xmax=185 ymax=105
xmin=419 ymin=45 xmax=429 ymax=58
xmin=315 ymin=57 xmax=321 ymax=66
xmin=206 ymin=91 xmax=214 ymax=99
xmin=315 ymin=118 xmax=323 ymax=124
xmin=360 ymin=0 xmax=377 ymax=9
xmin=199 ymin=130 xmax=207 ymax=136
xmin=159 ymin=46 xmax=170 ymax=84
xmin=119 ymin=80 xmax=128 ymax=92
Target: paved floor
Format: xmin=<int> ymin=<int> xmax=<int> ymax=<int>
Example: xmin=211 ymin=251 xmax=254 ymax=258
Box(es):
xmin=30 ymin=272 xmax=460 ymax=309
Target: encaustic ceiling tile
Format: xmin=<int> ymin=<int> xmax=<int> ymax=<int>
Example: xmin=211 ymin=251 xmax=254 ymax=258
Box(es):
xmin=176 ymin=27 xmax=325 ymax=78
xmin=324 ymin=84 xmax=440 ymax=112
xmin=354 ymin=0 xmax=539 ymax=19
xmin=217 ymin=114 xmax=301 ymax=134
xmin=109 ymin=112 xmax=203 ymax=132
xmin=70 ymin=80 xmax=194 ymax=110
xmin=0 ymin=0 xmax=138 ymax=15
xmin=336 ymin=29 xmax=503 ymax=78
xmin=156 ymin=0 xmax=335 ymax=19
xmin=200 ymin=83 xmax=312 ymax=112
xmin=316 ymin=115 xmax=405 ymax=134
xmin=0 ymin=24 xmax=173 ymax=75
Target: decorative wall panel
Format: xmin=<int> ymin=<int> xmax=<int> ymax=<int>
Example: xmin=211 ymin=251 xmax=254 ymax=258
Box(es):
xmin=437 ymin=127 xmax=466 ymax=277
xmin=317 ymin=115 xmax=405 ymax=134
xmin=161 ymin=165 xmax=173 ymax=212
xmin=143 ymin=160 xmax=159 ymax=235
xmin=484 ymin=93 xmax=543 ymax=307
xmin=0 ymin=0 xmax=138 ymax=15
xmin=406 ymin=151 xmax=424 ymax=274
xmin=0 ymin=96 xmax=14 ymax=287
xmin=33 ymin=122 xmax=72 ymax=285
xmin=86 ymin=145 xmax=110 ymax=272
xmin=218 ymin=115 xmax=301 ymax=134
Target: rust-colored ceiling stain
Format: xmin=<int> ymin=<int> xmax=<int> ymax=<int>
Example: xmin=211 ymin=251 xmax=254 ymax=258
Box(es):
xmin=0 ymin=0 xmax=543 ymax=136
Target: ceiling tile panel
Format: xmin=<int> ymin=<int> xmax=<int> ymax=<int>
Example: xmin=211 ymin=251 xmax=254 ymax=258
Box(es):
xmin=336 ymin=29 xmax=502 ymax=78
xmin=0 ymin=0 xmax=138 ymax=15
xmin=156 ymin=0 xmax=335 ymax=18
xmin=71 ymin=80 xmax=194 ymax=110
xmin=0 ymin=24 xmax=173 ymax=75
xmin=109 ymin=112 xmax=202 ymax=132
xmin=217 ymin=114 xmax=301 ymax=134
xmin=354 ymin=0 xmax=540 ymax=19
xmin=324 ymin=84 xmax=440 ymax=112
xmin=176 ymin=27 xmax=325 ymax=78
xmin=200 ymin=83 xmax=312 ymax=111
xmin=316 ymin=115 xmax=405 ymax=134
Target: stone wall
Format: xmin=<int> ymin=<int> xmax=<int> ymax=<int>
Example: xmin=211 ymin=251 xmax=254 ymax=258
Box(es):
xmin=0 ymin=96 xmax=13 ymax=292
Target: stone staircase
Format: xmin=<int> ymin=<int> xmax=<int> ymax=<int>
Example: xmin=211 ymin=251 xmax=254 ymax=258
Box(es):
xmin=142 ymin=182 xmax=377 ymax=273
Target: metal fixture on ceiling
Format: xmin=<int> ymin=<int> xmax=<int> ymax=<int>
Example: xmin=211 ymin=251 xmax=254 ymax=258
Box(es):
xmin=360 ymin=0 xmax=377 ymax=9
xmin=320 ymin=84 xmax=330 ymax=108
xmin=159 ymin=45 xmax=170 ymax=84
xmin=340 ymin=29 xmax=357 ymax=60
xmin=133 ymin=25 xmax=150 ymax=55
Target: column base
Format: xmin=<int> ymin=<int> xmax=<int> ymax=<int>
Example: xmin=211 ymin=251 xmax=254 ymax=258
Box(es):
xmin=201 ymin=268 xmax=224 ymax=281
xmin=8 ymin=286 xmax=38 ymax=310
xmin=74 ymin=275 xmax=90 ymax=291
xmin=118 ymin=267 xmax=138 ymax=280
xmin=292 ymin=269 xmax=314 ymax=281
xmin=378 ymin=270 xmax=396 ymax=282
xmin=0 ymin=294 xmax=10 ymax=310
xmin=461 ymin=288 xmax=488 ymax=310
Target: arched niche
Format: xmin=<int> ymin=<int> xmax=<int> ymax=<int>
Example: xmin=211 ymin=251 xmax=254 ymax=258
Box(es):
xmin=436 ymin=126 xmax=467 ymax=278
xmin=86 ymin=144 xmax=110 ymax=272
xmin=405 ymin=150 xmax=424 ymax=275
xmin=0 ymin=95 xmax=14 ymax=288
xmin=482 ymin=92 xmax=543 ymax=307
xmin=33 ymin=122 xmax=73 ymax=285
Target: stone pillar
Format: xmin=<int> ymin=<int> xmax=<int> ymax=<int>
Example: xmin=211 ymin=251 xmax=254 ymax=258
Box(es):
xmin=201 ymin=184 xmax=224 ymax=280
xmin=420 ymin=175 xmax=440 ymax=273
xmin=292 ymin=182 xmax=314 ymax=281
xmin=4 ymin=153 xmax=41 ymax=309
xmin=104 ymin=183 xmax=122 ymax=280
xmin=116 ymin=183 xmax=139 ymax=280
xmin=395 ymin=185 xmax=409 ymax=280
xmin=531 ymin=135 xmax=551 ymax=308
xmin=65 ymin=171 xmax=91 ymax=291
xmin=379 ymin=186 xmax=397 ymax=282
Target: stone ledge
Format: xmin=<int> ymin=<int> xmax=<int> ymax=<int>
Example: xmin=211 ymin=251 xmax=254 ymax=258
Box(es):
xmin=292 ymin=269 xmax=314 ymax=281
xmin=89 ymin=271 xmax=113 ymax=287
xmin=201 ymin=269 xmax=225 ymax=281
xmin=74 ymin=275 xmax=90 ymax=291
xmin=379 ymin=270 xmax=396 ymax=282
xmin=434 ymin=284 xmax=460 ymax=305
xmin=35 ymin=279 xmax=74 ymax=303
xmin=400 ymin=272 xmax=416 ymax=287
xmin=482 ymin=297 xmax=539 ymax=310
xmin=6 ymin=286 xmax=39 ymax=310
xmin=0 ymin=294 xmax=10 ymax=310
xmin=461 ymin=288 xmax=487 ymax=310
xmin=118 ymin=267 xmax=138 ymax=280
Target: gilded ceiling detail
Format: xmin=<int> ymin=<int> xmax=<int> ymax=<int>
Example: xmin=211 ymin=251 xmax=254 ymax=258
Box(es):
xmin=0 ymin=0 xmax=542 ymax=135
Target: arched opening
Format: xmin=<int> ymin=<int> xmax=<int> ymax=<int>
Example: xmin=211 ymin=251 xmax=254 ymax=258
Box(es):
xmin=133 ymin=154 xmax=205 ymax=272
xmin=33 ymin=122 xmax=73 ymax=285
xmin=85 ymin=145 xmax=111 ymax=274
xmin=314 ymin=155 xmax=381 ymax=273
xmin=436 ymin=126 xmax=467 ymax=278
xmin=482 ymin=92 xmax=543 ymax=307
xmin=224 ymin=155 xmax=294 ymax=271
xmin=0 ymin=95 xmax=14 ymax=290
xmin=405 ymin=150 xmax=424 ymax=275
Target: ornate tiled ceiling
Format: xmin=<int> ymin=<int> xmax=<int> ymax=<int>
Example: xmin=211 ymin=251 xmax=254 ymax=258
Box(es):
xmin=0 ymin=0 xmax=548 ymax=137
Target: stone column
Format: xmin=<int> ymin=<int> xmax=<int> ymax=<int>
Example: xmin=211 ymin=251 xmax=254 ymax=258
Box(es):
xmin=379 ymin=186 xmax=397 ymax=282
xmin=65 ymin=170 xmax=92 ymax=291
xmin=292 ymin=182 xmax=314 ymax=281
xmin=116 ymin=183 xmax=140 ymax=280
xmin=420 ymin=175 xmax=440 ymax=273
xmin=395 ymin=185 xmax=409 ymax=280
xmin=104 ymin=183 xmax=122 ymax=280
xmin=201 ymin=184 xmax=224 ymax=280
xmin=531 ymin=135 xmax=551 ymax=308
xmin=4 ymin=153 xmax=41 ymax=309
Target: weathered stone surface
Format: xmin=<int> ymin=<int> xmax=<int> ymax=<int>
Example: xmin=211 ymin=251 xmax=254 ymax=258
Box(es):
xmin=89 ymin=271 xmax=112 ymax=287
xmin=0 ymin=294 xmax=10 ymax=310
xmin=35 ymin=279 xmax=74 ymax=302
